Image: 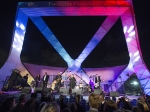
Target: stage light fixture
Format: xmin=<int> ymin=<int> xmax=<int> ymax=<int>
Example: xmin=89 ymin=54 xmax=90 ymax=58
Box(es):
xmin=131 ymin=81 xmax=138 ymax=85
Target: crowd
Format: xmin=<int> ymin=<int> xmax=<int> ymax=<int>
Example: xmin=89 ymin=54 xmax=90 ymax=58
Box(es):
xmin=0 ymin=91 xmax=150 ymax=112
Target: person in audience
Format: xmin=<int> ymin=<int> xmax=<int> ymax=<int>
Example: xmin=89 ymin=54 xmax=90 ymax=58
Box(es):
xmin=40 ymin=102 xmax=60 ymax=112
xmin=30 ymin=93 xmax=39 ymax=112
xmin=57 ymin=95 xmax=67 ymax=112
xmin=146 ymin=99 xmax=150 ymax=109
xmin=30 ymin=93 xmax=38 ymax=99
xmin=117 ymin=97 xmax=132 ymax=111
xmin=69 ymin=102 xmax=78 ymax=112
xmin=137 ymin=100 xmax=150 ymax=112
xmin=41 ymin=91 xmax=47 ymax=102
xmin=88 ymin=93 xmax=100 ymax=112
xmin=112 ymin=96 xmax=117 ymax=103
xmin=75 ymin=94 xmax=86 ymax=112
xmin=99 ymin=92 xmax=106 ymax=112
xmin=21 ymin=98 xmax=36 ymax=112
xmin=0 ymin=96 xmax=16 ymax=112
xmin=138 ymin=96 xmax=146 ymax=102
xmin=47 ymin=92 xmax=54 ymax=103
xmin=38 ymin=102 xmax=46 ymax=112
xmin=103 ymin=99 xmax=118 ymax=112
xmin=62 ymin=108 xmax=71 ymax=112
xmin=12 ymin=93 xmax=27 ymax=112
xmin=132 ymin=106 xmax=142 ymax=112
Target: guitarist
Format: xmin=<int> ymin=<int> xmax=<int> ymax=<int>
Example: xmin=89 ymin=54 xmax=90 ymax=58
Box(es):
xmin=55 ymin=73 xmax=62 ymax=91
xmin=95 ymin=74 xmax=101 ymax=89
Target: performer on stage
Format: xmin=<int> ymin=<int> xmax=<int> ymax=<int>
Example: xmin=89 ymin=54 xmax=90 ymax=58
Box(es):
xmin=69 ymin=74 xmax=76 ymax=89
xmin=42 ymin=72 xmax=49 ymax=92
xmin=89 ymin=77 xmax=94 ymax=92
xmin=55 ymin=73 xmax=62 ymax=89
xmin=95 ymin=74 xmax=101 ymax=89
xmin=35 ymin=74 xmax=41 ymax=87
xmin=7 ymin=69 xmax=19 ymax=91
xmin=23 ymin=74 xmax=28 ymax=86
xmin=51 ymin=79 xmax=57 ymax=91
xmin=79 ymin=79 xmax=83 ymax=91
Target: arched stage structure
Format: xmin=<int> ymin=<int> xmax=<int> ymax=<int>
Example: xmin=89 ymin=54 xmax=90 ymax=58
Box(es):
xmin=0 ymin=0 xmax=150 ymax=95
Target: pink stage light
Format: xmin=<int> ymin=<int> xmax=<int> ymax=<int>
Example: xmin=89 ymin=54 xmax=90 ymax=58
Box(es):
xmin=127 ymin=25 xmax=134 ymax=33
xmin=134 ymin=51 xmax=139 ymax=57
xmin=126 ymin=37 xmax=132 ymax=42
xmin=129 ymin=31 xmax=135 ymax=36
xmin=133 ymin=56 xmax=140 ymax=62
xmin=124 ymin=26 xmax=127 ymax=33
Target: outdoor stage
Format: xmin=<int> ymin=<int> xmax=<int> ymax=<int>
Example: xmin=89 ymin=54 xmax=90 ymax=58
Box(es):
xmin=0 ymin=0 xmax=149 ymax=101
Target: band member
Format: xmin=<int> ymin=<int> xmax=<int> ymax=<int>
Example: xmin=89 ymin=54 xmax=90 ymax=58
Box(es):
xmin=55 ymin=73 xmax=62 ymax=89
xmin=7 ymin=69 xmax=19 ymax=91
xmin=89 ymin=77 xmax=94 ymax=92
xmin=35 ymin=74 xmax=40 ymax=87
xmin=23 ymin=74 xmax=29 ymax=86
xmin=69 ymin=74 xmax=76 ymax=89
xmin=51 ymin=79 xmax=57 ymax=91
xmin=42 ymin=72 xmax=49 ymax=92
xmin=95 ymin=74 xmax=101 ymax=89
xmin=79 ymin=79 xmax=83 ymax=91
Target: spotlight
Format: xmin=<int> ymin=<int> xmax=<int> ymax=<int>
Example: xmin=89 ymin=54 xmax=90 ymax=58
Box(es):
xmin=131 ymin=81 xmax=138 ymax=85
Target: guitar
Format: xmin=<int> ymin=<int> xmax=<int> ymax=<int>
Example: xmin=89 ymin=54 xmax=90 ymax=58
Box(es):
xmin=95 ymin=82 xmax=99 ymax=88
xmin=51 ymin=80 xmax=57 ymax=90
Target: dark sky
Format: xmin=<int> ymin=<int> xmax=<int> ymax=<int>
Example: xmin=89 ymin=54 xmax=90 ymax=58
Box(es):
xmin=0 ymin=1 xmax=150 ymax=69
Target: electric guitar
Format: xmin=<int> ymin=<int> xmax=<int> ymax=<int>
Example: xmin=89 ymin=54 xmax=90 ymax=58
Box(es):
xmin=95 ymin=82 xmax=99 ymax=88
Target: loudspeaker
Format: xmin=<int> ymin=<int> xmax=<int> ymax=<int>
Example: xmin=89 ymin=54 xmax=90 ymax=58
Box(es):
xmin=109 ymin=91 xmax=119 ymax=97
xmin=94 ymin=89 xmax=102 ymax=94
xmin=36 ymin=87 xmax=52 ymax=93
xmin=21 ymin=87 xmax=30 ymax=94
xmin=35 ymin=87 xmax=42 ymax=93
xmin=45 ymin=88 xmax=52 ymax=93
xmin=72 ymin=88 xmax=82 ymax=94
xmin=59 ymin=88 xmax=69 ymax=94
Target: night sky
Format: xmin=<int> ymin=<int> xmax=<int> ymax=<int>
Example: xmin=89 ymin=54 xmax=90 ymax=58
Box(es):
xmin=0 ymin=1 xmax=150 ymax=69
